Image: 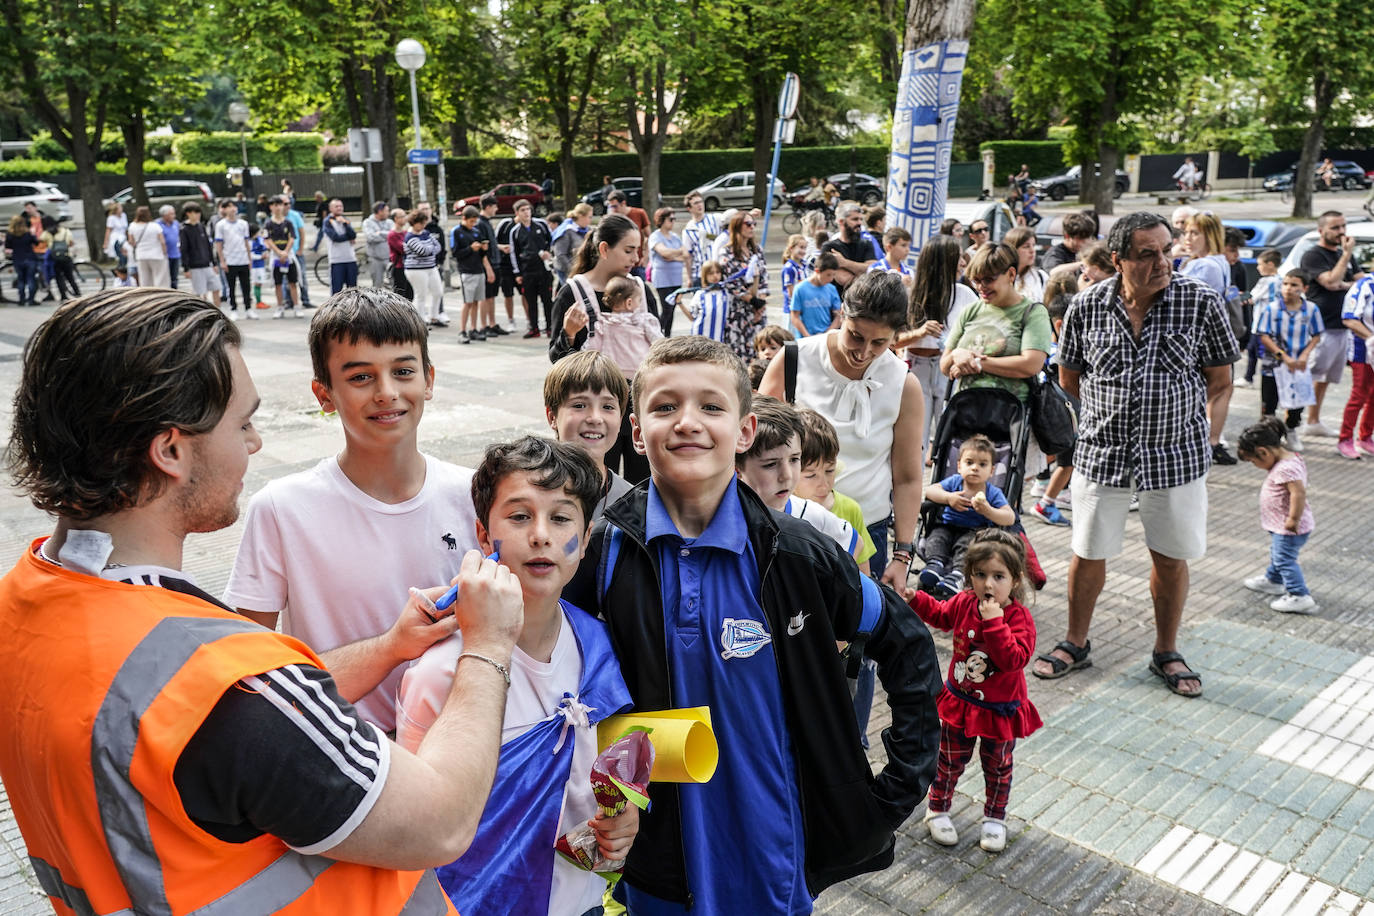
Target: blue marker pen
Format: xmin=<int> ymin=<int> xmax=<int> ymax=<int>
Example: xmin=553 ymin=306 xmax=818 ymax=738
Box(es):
xmin=434 ymin=551 xmax=500 ymax=611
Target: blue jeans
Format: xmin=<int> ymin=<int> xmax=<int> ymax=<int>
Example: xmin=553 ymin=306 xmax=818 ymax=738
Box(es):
xmin=1267 ymin=532 xmax=1309 ymax=596
xmin=852 ymin=516 xmax=890 ymax=748
xmin=12 ymin=260 xmax=39 ymax=303
xmin=330 ymin=261 xmax=359 ymax=295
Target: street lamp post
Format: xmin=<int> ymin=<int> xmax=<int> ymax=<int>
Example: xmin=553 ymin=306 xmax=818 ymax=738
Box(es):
xmin=227 ymin=102 xmax=253 ymax=202
xmin=395 ymin=39 xmax=427 ymax=203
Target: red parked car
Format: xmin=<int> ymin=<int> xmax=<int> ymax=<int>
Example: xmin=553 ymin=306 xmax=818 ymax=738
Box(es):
xmin=460 ymin=182 xmax=548 ymax=215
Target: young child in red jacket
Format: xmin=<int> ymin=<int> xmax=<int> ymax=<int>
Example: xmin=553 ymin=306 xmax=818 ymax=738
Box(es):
xmin=908 ymin=528 xmax=1042 ymax=853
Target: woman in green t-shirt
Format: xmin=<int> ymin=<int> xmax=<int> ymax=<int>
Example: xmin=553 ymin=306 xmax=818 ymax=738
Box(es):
xmin=941 ymin=242 xmax=1053 ymax=403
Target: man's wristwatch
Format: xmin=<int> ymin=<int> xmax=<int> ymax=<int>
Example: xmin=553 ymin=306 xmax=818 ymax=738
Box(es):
xmin=892 ymin=541 xmax=916 ymax=556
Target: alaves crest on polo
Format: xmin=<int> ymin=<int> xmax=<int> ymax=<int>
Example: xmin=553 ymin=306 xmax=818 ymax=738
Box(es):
xmin=719 ymin=617 xmax=771 ymax=660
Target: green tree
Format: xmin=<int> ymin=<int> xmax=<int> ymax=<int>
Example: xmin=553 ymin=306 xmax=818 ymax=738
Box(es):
xmin=1264 ymin=0 xmax=1374 ymax=218
xmin=502 ymin=0 xmax=609 ymax=207
xmin=0 ymin=0 xmax=125 ymax=257
xmin=984 ymin=0 xmax=1242 ymax=213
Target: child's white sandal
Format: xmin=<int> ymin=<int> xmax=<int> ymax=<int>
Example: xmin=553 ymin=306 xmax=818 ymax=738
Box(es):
xmin=980 ymin=818 xmax=1007 ymax=852
xmin=924 ymin=811 xmax=958 ymax=846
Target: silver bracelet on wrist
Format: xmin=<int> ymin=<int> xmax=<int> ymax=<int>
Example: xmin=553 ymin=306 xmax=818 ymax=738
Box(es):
xmin=459 ymin=652 xmax=511 ymax=687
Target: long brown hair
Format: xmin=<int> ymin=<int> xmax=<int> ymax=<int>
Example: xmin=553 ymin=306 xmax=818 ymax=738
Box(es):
xmin=727 ymin=212 xmax=758 ymax=261
xmin=961 ymin=529 xmax=1030 ymax=605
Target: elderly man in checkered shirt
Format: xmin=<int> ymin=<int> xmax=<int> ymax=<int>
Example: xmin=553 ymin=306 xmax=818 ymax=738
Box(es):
xmin=1032 ymin=211 xmax=1238 ymax=698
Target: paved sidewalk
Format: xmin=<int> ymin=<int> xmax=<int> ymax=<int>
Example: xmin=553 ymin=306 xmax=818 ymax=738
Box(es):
xmin=0 ymin=294 xmax=1371 ymax=913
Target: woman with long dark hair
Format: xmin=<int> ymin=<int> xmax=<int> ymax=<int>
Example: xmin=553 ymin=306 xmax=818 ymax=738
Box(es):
xmin=719 ymin=211 xmax=768 ymax=361
xmin=548 ymin=213 xmax=656 ymax=481
xmin=900 ymin=235 xmax=977 ymax=446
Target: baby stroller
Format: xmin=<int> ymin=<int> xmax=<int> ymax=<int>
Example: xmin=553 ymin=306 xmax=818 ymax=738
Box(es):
xmin=915 ymin=384 xmax=1047 ymax=593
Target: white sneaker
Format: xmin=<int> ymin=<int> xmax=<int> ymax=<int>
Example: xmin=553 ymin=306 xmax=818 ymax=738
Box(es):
xmin=433 ymin=314 xmax=451 ymax=327
xmin=1030 ymin=479 xmax=1048 ymax=498
xmin=273 ymin=307 xmax=285 ymax=320
xmin=1235 ymin=377 xmax=1253 ymax=388
xmin=1303 ymin=421 xmax=1338 ymax=438
xmin=980 ymin=819 xmax=1007 ymax=852
xmin=295 ymin=308 xmax=306 ymax=318
xmin=244 ymin=308 xmax=259 ymax=320
xmin=225 ymin=309 xmax=240 ymax=322
xmin=1244 ymin=575 xmax=1286 ymax=596
xmin=1057 ymin=488 xmax=1072 ymax=510
xmin=925 ymin=812 xmax=958 ymax=846
xmin=1271 ymin=593 xmax=1317 ymax=613
xmin=1286 ymin=429 xmax=1303 ymax=452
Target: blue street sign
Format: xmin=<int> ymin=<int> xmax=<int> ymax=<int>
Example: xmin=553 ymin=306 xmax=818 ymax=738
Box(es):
xmin=407 ymin=148 xmax=441 ymax=165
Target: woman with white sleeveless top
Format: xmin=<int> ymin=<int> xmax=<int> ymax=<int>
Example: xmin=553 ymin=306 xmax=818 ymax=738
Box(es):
xmin=759 ymin=270 xmax=926 ymax=745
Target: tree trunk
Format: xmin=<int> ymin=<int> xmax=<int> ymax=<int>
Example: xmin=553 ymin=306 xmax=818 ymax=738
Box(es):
xmin=1081 ymin=77 xmax=1118 ymax=215
xmin=559 ymin=138 xmax=578 ymax=212
xmin=121 ymin=109 xmax=148 ymax=211
xmin=886 ymin=0 xmax=978 ymax=251
xmin=449 ymin=119 xmax=469 ymax=157
xmin=1292 ymin=72 xmax=1333 ymax=221
xmin=74 ymin=145 xmax=106 ymax=262
xmin=1088 ymin=145 xmax=1118 ymax=215
xmin=874 ymin=0 xmax=901 ymax=91
xmin=751 ymin=74 xmax=773 ymax=209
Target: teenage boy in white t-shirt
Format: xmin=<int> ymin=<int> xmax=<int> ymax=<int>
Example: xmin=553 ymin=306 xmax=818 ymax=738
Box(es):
xmin=224 ymin=288 xmax=480 ymax=730
xmin=397 ymin=436 xmax=638 ymax=916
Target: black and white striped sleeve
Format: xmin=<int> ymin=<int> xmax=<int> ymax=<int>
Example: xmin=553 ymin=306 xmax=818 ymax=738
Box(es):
xmin=173 ymin=664 xmax=391 ymax=854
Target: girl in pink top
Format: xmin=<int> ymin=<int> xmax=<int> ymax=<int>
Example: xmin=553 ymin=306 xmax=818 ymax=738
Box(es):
xmin=583 ymin=275 xmax=662 ymax=377
xmin=1238 ymin=417 xmax=1316 ymax=613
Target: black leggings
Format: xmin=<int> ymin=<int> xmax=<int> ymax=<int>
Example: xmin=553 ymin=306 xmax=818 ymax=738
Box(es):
xmin=225 ymin=265 xmax=251 ymax=310
xmin=522 ymin=270 xmax=553 ymax=332
xmin=391 ymin=265 xmax=413 ymax=301
xmin=51 ymin=256 xmax=79 ymax=299
xmin=656 ymin=285 xmax=679 ymax=336
xmin=1260 ymin=374 xmax=1303 ymax=428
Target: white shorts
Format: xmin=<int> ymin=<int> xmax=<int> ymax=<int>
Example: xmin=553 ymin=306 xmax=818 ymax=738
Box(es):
xmin=459 ymin=272 xmax=485 ymax=304
xmin=1310 ymin=328 xmax=1349 ymax=383
xmin=189 ymin=266 xmax=218 ymax=296
xmin=251 ymin=266 xmax=269 ymax=285
xmin=1070 ymin=475 xmax=1208 ymax=561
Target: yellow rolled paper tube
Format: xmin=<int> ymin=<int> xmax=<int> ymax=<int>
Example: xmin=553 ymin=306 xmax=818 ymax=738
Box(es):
xmin=597 ymin=707 xmax=719 ymax=784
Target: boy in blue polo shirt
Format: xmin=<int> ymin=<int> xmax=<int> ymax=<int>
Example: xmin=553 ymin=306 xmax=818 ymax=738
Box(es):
xmin=1256 ymin=269 xmax=1324 ymax=453
xmin=789 ymin=252 xmax=842 ymax=338
xmin=918 ymin=435 xmax=1015 ymax=598
xmin=563 ymin=335 xmax=940 ymax=915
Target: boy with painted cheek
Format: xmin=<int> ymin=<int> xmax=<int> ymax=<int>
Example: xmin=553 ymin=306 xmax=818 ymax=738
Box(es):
xmin=562 ymin=336 xmax=942 ymax=915
xmin=397 ymin=437 xmax=637 ymax=916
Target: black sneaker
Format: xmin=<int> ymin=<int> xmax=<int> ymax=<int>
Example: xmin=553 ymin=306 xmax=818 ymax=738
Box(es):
xmin=459 ymin=331 xmax=471 ymax=344
xmin=471 ymin=329 xmax=487 ymax=341
xmin=1212 ymin=443 xmax=1238 ymax=465
xmin=488 ymin=324 xmax=510 ymax=336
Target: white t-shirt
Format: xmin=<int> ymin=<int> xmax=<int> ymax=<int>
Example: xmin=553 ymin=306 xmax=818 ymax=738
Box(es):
xmin=397 ymin=610 xmax=605 ymax=916
xmin=907 ymin=283 xmax=978 ymax=350
xmin=105 ymin=212 xmax=128 ymax=256
xmin=783 ymin=496 xmax=859 ymax=557
xmin=223 ymin=454 xmax=478 ymax=729
xmin=128 ymin=221 xmax=165 ymax=260
xmin=215 ymin=217 xmax=252 ymax=266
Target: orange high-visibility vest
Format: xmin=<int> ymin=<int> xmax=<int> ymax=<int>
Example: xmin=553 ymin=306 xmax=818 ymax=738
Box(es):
xmin=0 ymin=539 xmax=457 ymax=916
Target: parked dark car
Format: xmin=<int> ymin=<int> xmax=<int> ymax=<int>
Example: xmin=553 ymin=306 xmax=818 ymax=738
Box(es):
xmin=581 ymin=177 xmax=661 ymax=215
xmin=460 ymin=182 xmax=548 ymax=215
xmin=1031 ymin=164 xmax=1129 ymax=200
xmin=1262 ymin=160 xmax=1371 ymax=192
xmin=1222 ymin=220 xmax=1312 ymax=288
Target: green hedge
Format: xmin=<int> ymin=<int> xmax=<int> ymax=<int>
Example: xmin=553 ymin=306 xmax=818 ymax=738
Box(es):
xmin=980 ymin=140 xmax=1068 ymax=182
xmin=28 ymin=132 xmax=177 ymax=164
xmin=172 ymin=133 xmax=322 ymax=171
xmin=1270 ymin=126 xmax=1374 ymax=151
xmin=444 ymin=145 xmax=896 ymax=199
xmin=0 ymin=158 xmax=225 ymax=179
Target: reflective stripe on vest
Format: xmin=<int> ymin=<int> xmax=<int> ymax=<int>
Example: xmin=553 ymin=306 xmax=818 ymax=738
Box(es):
xmin=30 ymin=855 xmax=130 ymax=916
xmin=88 ymin=615 xmax=379 ymax=916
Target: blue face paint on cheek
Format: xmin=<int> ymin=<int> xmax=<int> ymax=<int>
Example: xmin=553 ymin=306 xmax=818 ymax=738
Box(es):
xmin=563 ymin=535 xmax=579 ymax=556
xmin=492 ymin=539 xmax=503 ymax=555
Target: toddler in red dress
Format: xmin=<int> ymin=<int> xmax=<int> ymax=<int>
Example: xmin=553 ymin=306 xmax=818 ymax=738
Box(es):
xmin=908 ymin=528 xmax=1042 ymax=852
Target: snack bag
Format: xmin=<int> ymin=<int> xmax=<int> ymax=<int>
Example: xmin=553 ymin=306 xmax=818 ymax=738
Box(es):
xmin=555 ymin=730 xmax=654 ymax=873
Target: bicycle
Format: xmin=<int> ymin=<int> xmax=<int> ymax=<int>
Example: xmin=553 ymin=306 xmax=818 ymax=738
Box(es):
xmin=1175 ymin=179 xmax=1210 ymax=203
xmin=0 ymin=256 xmax=107 ymax=304
xmin=312 ymin=244 xmax=369 ymax=287
xmin=781 ymin=200 xmax=837 ymax=235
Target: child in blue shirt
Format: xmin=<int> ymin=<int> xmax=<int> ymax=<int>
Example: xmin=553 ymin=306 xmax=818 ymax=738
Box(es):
xmin=685 ymin=260 xmax=729 ymax=342
xmin=249 ymin=225 xmax=268 ymax=309
xmin=789 ymin=251 xmax=842 ymax=337
xmin=1255 ymin=269 xmax=1324 ymax=451
xmin=1241 ymin=248 xmax=1283 ymax=387
xmin=919 ymin=435 xmax=1015 ymax=598
xmin=564 ymin=336 xmax=941 ymax=915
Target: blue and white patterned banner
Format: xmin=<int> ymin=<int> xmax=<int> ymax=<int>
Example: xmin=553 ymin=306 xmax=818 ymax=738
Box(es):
xmin=886 ymin=40 xmax=969 ymax=258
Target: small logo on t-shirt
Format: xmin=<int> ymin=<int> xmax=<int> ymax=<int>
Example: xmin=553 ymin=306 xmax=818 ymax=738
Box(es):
xmin=441 ymin=532 xmax=457 ymax=549
xmin=786 ymin=611 xmax=809 ymax=636
xmin=720 ymin=617 xmax=771 ymax=660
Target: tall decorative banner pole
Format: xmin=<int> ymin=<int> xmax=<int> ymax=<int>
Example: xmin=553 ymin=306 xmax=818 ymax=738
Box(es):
xmin=885 ymin=0 xmax=977 ymax=259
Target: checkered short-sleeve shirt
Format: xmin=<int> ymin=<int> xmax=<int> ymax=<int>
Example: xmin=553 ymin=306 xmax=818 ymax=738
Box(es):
xmin=1056 ymin=274 xmax=1240 ymax=491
